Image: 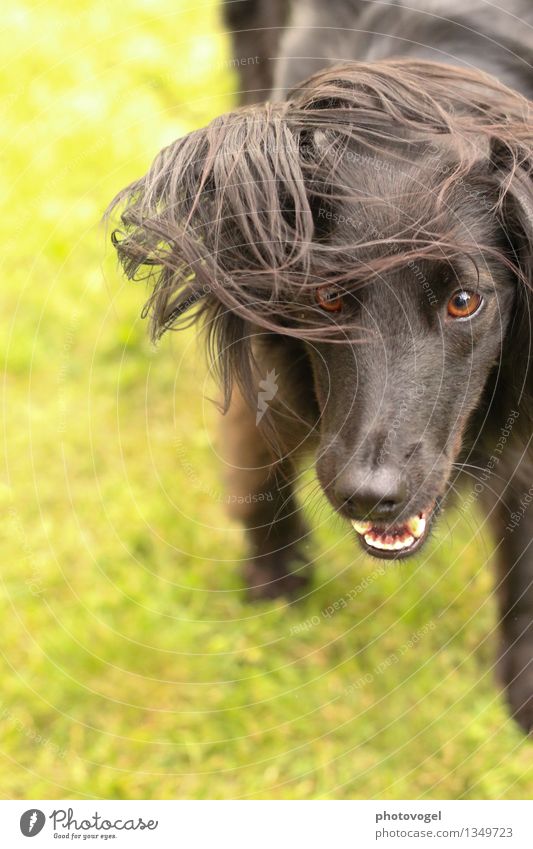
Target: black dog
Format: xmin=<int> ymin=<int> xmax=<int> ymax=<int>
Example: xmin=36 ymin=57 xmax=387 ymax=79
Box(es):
xmin=108 ymin=0 xmax=533 ymax=732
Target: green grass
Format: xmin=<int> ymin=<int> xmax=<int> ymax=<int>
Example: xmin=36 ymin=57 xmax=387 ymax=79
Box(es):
xmin=1 ymin=0 xmax=532 ymax=800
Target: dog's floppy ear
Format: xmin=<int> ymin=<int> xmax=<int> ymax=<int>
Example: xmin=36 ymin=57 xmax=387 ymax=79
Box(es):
xmin=106 ymin=103 xmax=315 ymax=403
xmin=491 ymin=139 xmax=533 ymax=284
xmin=490 ymin=139 xmax=533 ymax=425
xmin=106 ymin=105 xmax=313 ymax=333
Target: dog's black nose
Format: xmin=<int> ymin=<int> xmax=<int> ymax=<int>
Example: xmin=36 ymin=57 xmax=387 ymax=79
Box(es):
xmin=334 ymin=466 xmax=407 ymax=520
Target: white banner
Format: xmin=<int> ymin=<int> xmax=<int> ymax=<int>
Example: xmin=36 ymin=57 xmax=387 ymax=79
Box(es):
xmin=2 ymin=800 xmax=533 ymax=848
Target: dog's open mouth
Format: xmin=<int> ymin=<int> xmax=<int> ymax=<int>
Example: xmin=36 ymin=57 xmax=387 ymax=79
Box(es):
xmin=351 ymin=507 xmax=434 ymax=559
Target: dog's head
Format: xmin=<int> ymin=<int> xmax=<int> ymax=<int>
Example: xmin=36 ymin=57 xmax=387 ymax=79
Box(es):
xmin=107 ymin=61 xmax=533 ymax=559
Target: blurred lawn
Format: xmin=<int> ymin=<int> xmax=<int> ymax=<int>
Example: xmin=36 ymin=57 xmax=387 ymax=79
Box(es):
xmin=1 ymin=0 xmax=532 ymax=800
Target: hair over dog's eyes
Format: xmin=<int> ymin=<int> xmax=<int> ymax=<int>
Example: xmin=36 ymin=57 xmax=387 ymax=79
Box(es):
xmin=447 ymin=290 xmax=483 ymax=319
xmin=316 ymin=284 xmax=343 ymax=312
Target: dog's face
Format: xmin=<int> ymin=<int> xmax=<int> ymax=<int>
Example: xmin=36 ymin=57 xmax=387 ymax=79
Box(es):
xmin=307 ymin=262 xmax=516 ymax=559
xmin=302 ymin=151 xmax=519 ymax=559
xmin=108 ymin=61 xmax=533 ymax=562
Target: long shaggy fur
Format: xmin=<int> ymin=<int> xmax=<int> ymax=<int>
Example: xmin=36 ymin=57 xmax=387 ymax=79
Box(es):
xmin=107 ymin=61 xmax=533 ymax=407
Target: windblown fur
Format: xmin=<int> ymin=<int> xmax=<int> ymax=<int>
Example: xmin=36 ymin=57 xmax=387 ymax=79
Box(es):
xmin=108 ymin=62 xmax=533 ymax=409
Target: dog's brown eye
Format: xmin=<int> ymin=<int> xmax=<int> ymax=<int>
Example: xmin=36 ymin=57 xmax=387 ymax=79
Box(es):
xmin=316 ymin=284 xmax=343 ymax=312
xmin=447 ymin=290 xmax=483 ymax=319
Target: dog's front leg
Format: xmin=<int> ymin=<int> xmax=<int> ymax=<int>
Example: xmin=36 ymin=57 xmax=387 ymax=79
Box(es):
xmin=485 ymin=477 xmax=533 ymax=734
xmin=220 ymin=387 xmax=312 ymax=601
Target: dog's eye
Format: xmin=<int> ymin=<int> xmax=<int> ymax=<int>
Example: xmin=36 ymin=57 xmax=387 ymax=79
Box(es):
xmin=316 ymin=284 xmax=343 ymax=312
xmin=447 ymin=290 xmax=483 ymax=319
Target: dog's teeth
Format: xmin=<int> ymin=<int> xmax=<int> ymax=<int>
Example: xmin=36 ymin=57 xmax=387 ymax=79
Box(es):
xmin=391 ymin=535 xmax=414 ymax=550
xmin=406 ymin=514 xmax=426 ymax=539
xmin=364 ymin=533 xmax=415 ymax=551
xmin=351 ymin=519 xmax=372 ymax=534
